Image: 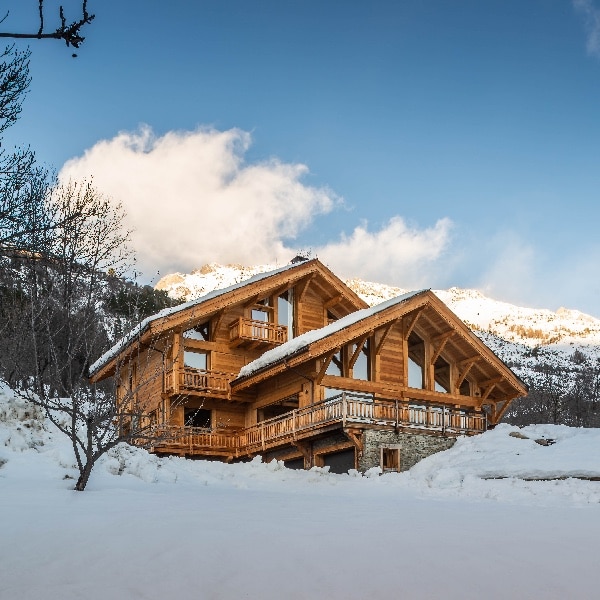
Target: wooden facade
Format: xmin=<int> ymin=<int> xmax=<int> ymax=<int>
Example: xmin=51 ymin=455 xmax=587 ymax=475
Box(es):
xmin=90 ymin=259 xmax=527 ymax=473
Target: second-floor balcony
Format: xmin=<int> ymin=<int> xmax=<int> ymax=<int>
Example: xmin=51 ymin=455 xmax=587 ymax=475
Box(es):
xmin=165 ymin=367 xmax=231 ymax=397
xmin=229 ymin=317 xmax=287 ymax=348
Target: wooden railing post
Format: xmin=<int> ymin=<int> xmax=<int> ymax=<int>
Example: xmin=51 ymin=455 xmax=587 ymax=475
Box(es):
xmin=342 ymin=393 xmax=347 ymax=428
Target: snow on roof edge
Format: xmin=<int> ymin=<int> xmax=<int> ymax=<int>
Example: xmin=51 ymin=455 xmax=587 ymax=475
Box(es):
xmin=89 ymin=262 xmax=304 ymax=377
xmin=236 ymin=289 xmax=429 ymax=381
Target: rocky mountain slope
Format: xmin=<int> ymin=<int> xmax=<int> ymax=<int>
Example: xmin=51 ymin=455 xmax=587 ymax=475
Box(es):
xmin=156 ymin=263 xmax=600 ymax=391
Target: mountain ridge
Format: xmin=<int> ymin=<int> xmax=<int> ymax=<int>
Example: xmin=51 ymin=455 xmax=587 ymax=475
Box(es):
xmin=155 ymin=262 xmax=600 ymax=401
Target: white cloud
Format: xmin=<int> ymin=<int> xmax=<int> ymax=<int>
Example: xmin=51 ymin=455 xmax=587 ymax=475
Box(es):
xmin=59 ymin=126 xmax=337 ymax=279
xmin=59 ymin=126 xmax=454 ymax=289
xmin=574 ymin=0 xmax=600 ymax=57
xmin=317 ymin=217 xmax=453 ymax=289
xmin=475 ymin=233 xmax=538 ymax=308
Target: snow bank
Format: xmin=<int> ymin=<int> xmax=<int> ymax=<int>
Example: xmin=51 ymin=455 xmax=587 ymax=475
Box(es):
xmin=2 ymin=384 xmax=600 ymax=600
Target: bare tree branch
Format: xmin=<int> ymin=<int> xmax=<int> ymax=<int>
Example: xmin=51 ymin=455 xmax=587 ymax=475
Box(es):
xmin=0 ymin=1 xmax=95 ymax=49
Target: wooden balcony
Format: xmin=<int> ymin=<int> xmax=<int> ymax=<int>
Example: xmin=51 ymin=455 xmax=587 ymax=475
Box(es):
xmin=150 ymin=426 xmax=238 ymax=457
xmin=165 ymin=367 xmax=231 ymax=397
xmin=150 ymin=393 xmax=487 ymax=457
xmin=229 ymin=317 xmax=287 ymax=348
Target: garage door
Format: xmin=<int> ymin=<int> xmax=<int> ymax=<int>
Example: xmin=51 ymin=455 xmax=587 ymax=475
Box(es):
xmin=322 ymin=449 xmax=355 ymax=474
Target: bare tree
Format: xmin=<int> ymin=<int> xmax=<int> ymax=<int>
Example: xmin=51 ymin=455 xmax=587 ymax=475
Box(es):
xmin=0 ymin=1 xmax=95 ymax=49
xmin=0 ymin=181 xmax=159 ymax=491
xmin=0 ymin=44 xmax=53 ymax=253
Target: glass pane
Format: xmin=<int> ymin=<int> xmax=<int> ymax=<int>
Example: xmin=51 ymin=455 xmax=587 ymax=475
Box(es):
xmin=278 ymin=289 xmax=294 ymax=339
xmin=251 ymin=309 xmax=269 ymax=322
xmin=352 ymin=342 xmax=369 ymax=381
xmin=184 ymin=351 xmax=207 ymax=370
xmin=408 ymin=357 xmax=424 ymax=389
xmin=326 ymin=352 xmax=343 ymax=376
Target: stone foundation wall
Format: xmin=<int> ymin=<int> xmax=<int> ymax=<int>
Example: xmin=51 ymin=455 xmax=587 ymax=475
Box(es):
xmin=261 ymin=429 xmax=456 ymax=472
xmin=359 ymin=430 xmax=456 ymax=472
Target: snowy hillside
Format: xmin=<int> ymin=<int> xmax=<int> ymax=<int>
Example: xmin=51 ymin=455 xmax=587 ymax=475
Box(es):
xmin=156 ymin=262 xmax=600 ymax=389
xmin=2 ymin=383 xmax=600 ymax=599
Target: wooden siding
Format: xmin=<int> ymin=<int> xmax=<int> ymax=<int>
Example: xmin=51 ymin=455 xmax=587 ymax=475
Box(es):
xmin=377 ymin=321 xmax=405 ymax=385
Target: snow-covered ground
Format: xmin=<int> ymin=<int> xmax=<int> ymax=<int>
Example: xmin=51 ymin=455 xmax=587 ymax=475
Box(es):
xmin=1 ymin=383 xmax=600 ymax=599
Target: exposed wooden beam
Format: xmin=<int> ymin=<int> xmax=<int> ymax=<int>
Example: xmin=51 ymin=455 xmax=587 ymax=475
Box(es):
xmin=480 ymin=376 xmax=504 ymax=388
xmin=243 ymin=294 xmax=260 ymax=308
xmin=348 ymin=335 xmax=369 ymax=370
xmin=481 ymin=382 xmax=499 ymax=402
xmin=316 ymin=351 xmax=337 ymax=384
xmin=296 ymin=274 xmax=315 ymax=302
xmin=403 ymin=307 xmax=425 ymax=340
xmin=430 ymin=331 xmax=454 ymax=365
xmin=455 ymin=358 xmax=478 ymax=389
xmin=374 ymin=321 xmax=395 ymax=356
xmin=292 ymin=441 xmax=311 ymax=461
xmin=270 ymin=283 xmax=291 ymax=298
xmin=491 ymin=397 xmax=518 ymax=425
xmin=210 ymin=310 xmax=225 ymax=341
xmin=323 ymin=294 xmax=343 ymax=310
xmin=344 ymin=428 xmax=364 ymax=455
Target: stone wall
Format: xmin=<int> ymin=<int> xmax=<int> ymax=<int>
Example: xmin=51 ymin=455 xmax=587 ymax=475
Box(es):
xmin=359 ymin=430 xmax=456 ymax=472
xmin=261 ymin=430 xmax=456 ymax=472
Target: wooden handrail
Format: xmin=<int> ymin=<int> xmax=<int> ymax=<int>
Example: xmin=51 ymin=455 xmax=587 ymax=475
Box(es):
xmin=229 ymin=317 xmax=287 ymax=345
xmin=165 ymin=367 xmax=232 ymax=394
xmin=152 ymin=392 xmax=487 ymax=455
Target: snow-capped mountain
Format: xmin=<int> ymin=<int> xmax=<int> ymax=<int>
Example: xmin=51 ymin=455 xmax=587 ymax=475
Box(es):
xmin=156 ymin=263 xmax=600 ymax=389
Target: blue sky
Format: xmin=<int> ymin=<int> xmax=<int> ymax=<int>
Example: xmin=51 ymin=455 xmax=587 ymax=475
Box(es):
xmin=3 ymin=1 xmax=600 ymax=316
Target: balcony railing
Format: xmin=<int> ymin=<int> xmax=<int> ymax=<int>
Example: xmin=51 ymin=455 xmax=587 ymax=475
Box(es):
xmin=151 ymin=392 xmax=486 ymax=456
xmin=229 ymin=317 xmax=287 ymax=346
xmin=165 ymin=367 xmax=231 ymax=396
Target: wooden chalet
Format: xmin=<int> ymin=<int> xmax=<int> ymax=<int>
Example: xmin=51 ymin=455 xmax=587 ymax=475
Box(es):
xmin=89 ymin=258 xmax=527 ymax=473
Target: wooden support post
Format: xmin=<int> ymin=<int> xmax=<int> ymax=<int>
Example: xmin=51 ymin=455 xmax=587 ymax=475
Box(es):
xmin=172 ymin=332 xmax=181 ymax=395
xmin=430 ymin=331 xmax=453 ymax=365
xmin=455 ymin=357 xmax=479 ymax=390
xmin=316 ymin=351 xmax=336 ymax=384
xmin=403 ymin=308 xmax=425 ymax=340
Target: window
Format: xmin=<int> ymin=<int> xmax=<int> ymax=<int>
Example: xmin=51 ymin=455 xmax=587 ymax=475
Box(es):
xmin=251 ymin=308 xmax=269 ymax=322
xmin=184 ymin=350 xmax=208 ymax=371
xmin=408 ymin=332 xmax=425 ymax=389
xmin=184 ymin=408 xmax=211 ymax=428
xmin=352 ymin=339 xmax=370 ymax=381
xmin=326 ymin=350 xmax=343 ymax=376
xmin=381 ymin=446 xmax=401 ymax=472
xmin=277 ymin=289 xmax=295 ymax=339
xmin=434 ymin=356 xmax=450 ymax=393
xmin=250 ymin=298 xmax=273 ymax=339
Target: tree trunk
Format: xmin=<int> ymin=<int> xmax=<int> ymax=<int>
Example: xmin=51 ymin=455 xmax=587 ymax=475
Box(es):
xmin=74 ymin=459 xmax=94 ymax=491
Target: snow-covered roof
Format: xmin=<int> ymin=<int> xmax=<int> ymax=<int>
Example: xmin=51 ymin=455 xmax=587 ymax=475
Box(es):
xmin=236 ymin=290 xmax=428 ymax=381
xmin=89 ymin=262 xmax=304 ymax=377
